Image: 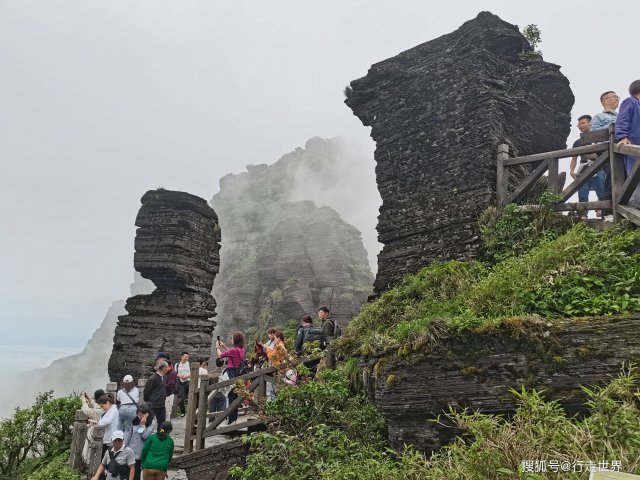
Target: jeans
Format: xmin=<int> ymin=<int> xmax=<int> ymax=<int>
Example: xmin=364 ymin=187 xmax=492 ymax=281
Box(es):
xmin=117 ymin=404 xmax=137 ymax=431
xmin=578 ymin=169 xmax=605 ymax=203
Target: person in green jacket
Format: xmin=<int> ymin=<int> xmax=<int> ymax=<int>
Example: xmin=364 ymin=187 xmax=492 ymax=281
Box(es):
xmin=141 ymin=421 xmax=174 ymax=480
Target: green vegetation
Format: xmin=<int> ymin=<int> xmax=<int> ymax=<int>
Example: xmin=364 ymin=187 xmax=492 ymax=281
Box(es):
xmin=335 ymin=220 xmax=640 ymax=359
xmin=0 ymin=392 xmax=80 ymax=480
xmin=479 ymin=192 xmax=572 ymax=262
xmin=231 ymin=363 xmax=640 ymax=479
xmin=519 ymin=24 xmax=543 ymax=60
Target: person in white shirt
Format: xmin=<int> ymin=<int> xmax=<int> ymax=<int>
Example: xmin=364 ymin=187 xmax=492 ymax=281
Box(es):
xmin=117 ymin=375 xmax=139 ymax=431
xmin=197 ymin=360 xmax=209 ymax=388
xmin=176 ymin=352 xmax=191 ymax=417
xmin=97 ymin=395 xmax=120 ymax=457
xmin=80 ymin=389 xmax=105 ymax=422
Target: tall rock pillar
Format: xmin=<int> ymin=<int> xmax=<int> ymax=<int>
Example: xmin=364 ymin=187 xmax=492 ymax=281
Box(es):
xmin=345 ymin=11 xmax=574 ymax=292
xmin=108 ymin=189 xmax=221 ymax=381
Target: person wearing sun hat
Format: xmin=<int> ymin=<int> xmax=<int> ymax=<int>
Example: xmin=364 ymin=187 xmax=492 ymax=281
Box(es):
xmin=117 ymin=374 xmax=139 ymax=431
xmin=91 ymin=430 xmax=135 ymax=480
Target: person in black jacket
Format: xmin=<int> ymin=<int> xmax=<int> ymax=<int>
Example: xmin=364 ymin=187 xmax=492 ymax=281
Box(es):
xmin=143 ymin=361 xmax=168 ymax=430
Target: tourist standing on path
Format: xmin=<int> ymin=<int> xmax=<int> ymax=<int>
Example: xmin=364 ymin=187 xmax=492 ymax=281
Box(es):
xmin=198 ymin=360 xmax=209 ymax=387
xmin=141 ymin=421 xmax=174 ymax=480
xmin=123 ymin=403 xmax=156 ymax=480
xmin=265 ymin=330 xmax=288 ymax=400
xmin=91 ymin=430 xmax=135 ymax=480
xmin=616 ymin=79 xmax=640 ymax=208
xmin=144 ymin=361 xmax=168 ymax=429
xmin=97 ymin=395 xmax=120 ymax=457
xmin=217 ymin=331 xmax=246 ymax=425
xmin=157 ymin=353 xmax=177 ymax=419
xmin=176 ymin=351 xmax=191 ymax=418
xmin=319 ymin=306 xmax=336 ymax=345
xmin=591 ymin=91 xmax=620 ymax=216
xmin=591 ymin=91 xmax=619 ymax=131
xmin=569 ymin=115 xmax=605 ymax=213
xmin=80 ymin=389 xmax=105 ymax=422
xmin=295 ymin=315 xmax=314 ymax=356
xmin=117 ymin=375 xmax=139 ymax=431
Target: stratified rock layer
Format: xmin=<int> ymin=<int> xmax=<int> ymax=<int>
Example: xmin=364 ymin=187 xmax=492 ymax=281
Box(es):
xmin=345 ymin=11 xmax=574 ymax=292
xmin=374 ymin=316 xmax=640 ymax=453
xmin=134 ymin=190 xmax=220 ymax=293
xmin=211 ymin=138 xmax=374 ymax=337
xmin=109 ymin=189 xmax=221 ymax=381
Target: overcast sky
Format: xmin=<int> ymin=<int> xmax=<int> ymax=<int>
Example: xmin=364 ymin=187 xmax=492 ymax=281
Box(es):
xmin=1 ymin=0 xmax=637 ymax=370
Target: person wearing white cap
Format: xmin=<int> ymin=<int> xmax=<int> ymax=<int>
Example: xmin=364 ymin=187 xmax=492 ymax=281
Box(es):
xmin=117 ymin=375 xmax=139 ymax=431
xmin=91 ymin=430 xmax=135 ymax=480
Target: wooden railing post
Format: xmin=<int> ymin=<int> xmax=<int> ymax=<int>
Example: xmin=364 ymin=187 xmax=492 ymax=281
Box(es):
xmin=496 ymin=144 xmax=510 ymax=207
xmin=547 ymin=157 xmax=560 ymax=193
xmin=255 ymin=371 xmax=266 ymax=405
xmin=609 ymin=127 xmax=625 ymax=221
xmin=183 ymin=362 xmax=200 ymax=454
xmin=195 ymin=373 xmax=208 ymax=451
xmin=69 ymin=410 xmax=88 ymax=471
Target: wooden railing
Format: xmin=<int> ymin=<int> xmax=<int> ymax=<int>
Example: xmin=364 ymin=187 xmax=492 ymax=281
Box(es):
xmin=183 ymin=362 xmax=276 ymax=454
xmin=496 ymin=125 xmax=640 ymax=226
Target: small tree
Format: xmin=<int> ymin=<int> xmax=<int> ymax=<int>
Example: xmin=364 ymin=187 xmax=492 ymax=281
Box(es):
xmin=0 ymin=392 xmax=80 ymax=478
xmin=519 ymin=24 xmax=542 ymax=60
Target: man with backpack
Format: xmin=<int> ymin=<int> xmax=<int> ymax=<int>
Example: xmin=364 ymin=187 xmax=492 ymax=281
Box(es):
xmin=318 ymin=306 xmax=341 ymax=345
xmin=295 ymin=315 xmax=326 ymax=355
xmin=91 ymin=430 xmax=135 ymax=480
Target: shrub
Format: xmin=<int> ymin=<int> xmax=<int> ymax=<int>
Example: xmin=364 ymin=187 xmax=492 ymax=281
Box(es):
xmin=265 ymin=367 xmax=385 ymax=444
xmin=479 ymin=192 xmax=572 ymax=263
xmin=0 ymin=392 xmax=80 ymax=479
xmin=233 ymin=364 xmax=640 ymax=479
xmin=334 ymin=223 xmax=640 ymax=358
xmin=23 ymin=452 xmax=79 ymax=480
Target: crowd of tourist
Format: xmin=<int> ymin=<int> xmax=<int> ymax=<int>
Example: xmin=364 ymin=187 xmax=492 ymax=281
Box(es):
xmin=79 ymin=306 xmax=339 ymax=479
xmin=569 ymin=79 xmax=640 ymax=216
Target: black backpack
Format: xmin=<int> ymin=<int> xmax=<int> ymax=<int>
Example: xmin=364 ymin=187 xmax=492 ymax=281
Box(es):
xmin=107 ymin=450 xmax=130 ymax=480
xmin=328 ymin=319 xmax=342 ymax=338
xmin=303 ymin=326 xmax=326 ymax=350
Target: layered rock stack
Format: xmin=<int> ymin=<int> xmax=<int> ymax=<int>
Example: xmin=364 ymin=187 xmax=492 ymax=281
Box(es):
xmin=345 ymin=11 xmax=574 ymax=292
xmin=108 ymin=189 xmax=221 ymax=381
xmin=210 ymin=138 xmax=374 ymax=337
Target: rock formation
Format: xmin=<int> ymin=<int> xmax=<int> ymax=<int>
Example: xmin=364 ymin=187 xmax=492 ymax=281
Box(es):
xmin=211 ymin=137 xmax=374 ymax=337
xmin=109 ymin=189 xmax=221 ymax=381
xmin=373 ymin=315 xmax=640 ymax=453
xmin=345 ymin=11 xmax=574 ymax=292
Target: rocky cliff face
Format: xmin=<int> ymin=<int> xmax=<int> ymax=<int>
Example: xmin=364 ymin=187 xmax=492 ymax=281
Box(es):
xmin=211 ymin=137 xmax=374 ymax=337
xmin=373 ymin=315 xmax=640 ymax=453
xmin=109 ymin=189 xmax=221 ymax=381
xmin=345 ymin=11 xmax=574 ymax=292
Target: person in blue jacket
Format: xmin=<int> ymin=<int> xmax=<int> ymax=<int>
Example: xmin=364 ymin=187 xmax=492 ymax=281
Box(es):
xmin=615 ymin=79 xmax=640 ymax=208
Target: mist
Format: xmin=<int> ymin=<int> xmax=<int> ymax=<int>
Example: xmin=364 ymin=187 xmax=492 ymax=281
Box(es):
xmin=2 ymin=0 xmax=639 ymax=414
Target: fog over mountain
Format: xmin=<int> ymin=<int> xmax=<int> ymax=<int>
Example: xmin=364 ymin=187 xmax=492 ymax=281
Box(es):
xmin=3 ymin=0 xmax=639 ymax=417
xmin=0 ymin=137 xmax=379 ymax=418
xmin=0 ymin=275 xmax=154 ymax=418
